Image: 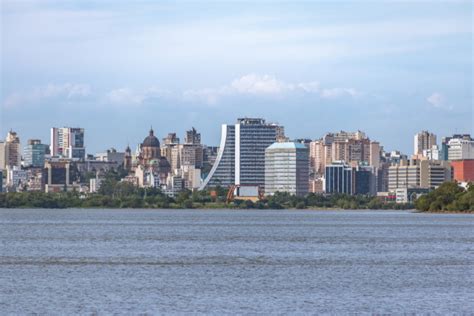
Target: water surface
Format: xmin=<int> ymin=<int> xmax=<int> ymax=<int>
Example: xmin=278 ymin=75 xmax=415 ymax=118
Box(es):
xmin=1 ymin=209 xmax=473 ymax=314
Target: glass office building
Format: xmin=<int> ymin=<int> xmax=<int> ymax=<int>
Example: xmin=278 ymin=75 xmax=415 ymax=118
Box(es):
xmin=325 ymin=161 xmax=354 ymax=195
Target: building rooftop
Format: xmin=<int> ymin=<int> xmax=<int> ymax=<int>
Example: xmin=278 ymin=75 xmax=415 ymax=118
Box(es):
xmin=267 ymin=142 xmax=307 ymax=150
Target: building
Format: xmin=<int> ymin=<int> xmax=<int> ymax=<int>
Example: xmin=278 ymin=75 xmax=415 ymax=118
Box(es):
xmin=124 ymin=145 xmax=132 ymax=171
xmin=447 ymin=138 xmax=474 ymax=160
xmin=44 ymin=159 xmax=72 ymax=192
xmin=50 ymin=127 xmax=85 ymax=159
xmin=0 ymin=142 xmax=5 ymax=170
xmin=161 ymin=133 xmax=180 ymax=169
xmin=0 ymin=170 xmax=2 ymax=192
xmin=185 ymin=127 xmax=201 ymax=145
xmin=5 ymin=166 xmax=29 ymax=191
xmin=422 ymin=145 xmax=440 ymax=160
xmin=414 ymin=131 xmax=437 ymax=156
xmin=395 ymin=188 xmax=430 ymax=204
xmin=95 ymin=148 xmax=125 ymax=165
xmin=309 ymin=178 xmax=324 ymax=193
xmin=451 ymin=160 xmax=474 ymax=182
xmin=264 ymin=142 xmax=309 ymax=197
xmin=355 ymin=165 xmax=376 ymax=195
xmin=275 ymin=125 xmax=289 ymax=142
xmin=89 ymin=177 xmax=102 ymax=193
xmin=309 ymin=131 xmax=380 ymax=176
xmin=23 ymin=139 xmax=49 ymax=168
xmin=200 ymin=118 xmax=278 ymax=190
xmin=441 ymin=134 xmax=472 ymax=160
xmin=203 ymin=146 xmax=218 ymax=167
xmin=134 ymin=128 xmax=171 ymax=185
xmin=388 ymin=159 xmax=452 ymax=191
xmin=5 ymin=130 xmax=21 ymax=168
xmin=325 ymin=161 xmax=354 ymax=195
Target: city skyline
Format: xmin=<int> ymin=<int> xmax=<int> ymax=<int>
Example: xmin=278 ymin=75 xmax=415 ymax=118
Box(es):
xmin=1 ymin=1 xmax=473 ymax=154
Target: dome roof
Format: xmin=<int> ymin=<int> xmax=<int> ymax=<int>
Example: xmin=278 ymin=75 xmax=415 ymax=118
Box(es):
xmin=142 ymin=128 xmax=160 ymax=148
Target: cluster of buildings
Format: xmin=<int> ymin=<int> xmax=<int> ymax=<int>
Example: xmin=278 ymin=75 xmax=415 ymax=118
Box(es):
xmin=1 ymin=119 xmax=473 ymax=204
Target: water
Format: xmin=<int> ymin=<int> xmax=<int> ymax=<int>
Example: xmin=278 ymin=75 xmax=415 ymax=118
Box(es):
xmin=0 ymin=209 xmax=473 ymax=314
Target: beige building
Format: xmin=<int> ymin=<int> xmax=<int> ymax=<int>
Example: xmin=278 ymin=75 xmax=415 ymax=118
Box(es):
xmin=414 ymin=131 xmax=437 ymax=156
xmin=4 ymin=131 xmax=21 ymax=169
xmin=0 ymin=141 xmax=5 ymax=170
xmin=388 ymin=159 xmax=451 ymax=191
xmin=309 ymin=131 xmax=380 ymax=176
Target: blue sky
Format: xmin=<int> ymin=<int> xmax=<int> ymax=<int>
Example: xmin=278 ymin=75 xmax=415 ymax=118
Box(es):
xmin=1 ymin=0 xmax=472 ymax=154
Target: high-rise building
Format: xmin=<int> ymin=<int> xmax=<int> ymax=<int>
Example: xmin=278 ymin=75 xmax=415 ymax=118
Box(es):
xmin=388 ymin=159 xmax=451 ymax=191
xmin=264 ymin=142 xmax=309 ymax=196
xmin=0 ymin=142 xmax=5 ymax=170
xmin=414 ymin=131 xmax=437 ymax=156
xmin=182 ymin=127 xmax=203 ymax=168
xmin=355 ymin=165 xmax=376 ymax=195
xmin=23 ymin=139 xmax=49 ymax=168
xmin=447 ymin=138 xmax=474 ymax=160
xmin=309 ymin=131 xmax=379 ymax=176
xmin=441 ymin=134 xmax=472 ymax=160
xmin=325 ymin=161 xmax=354 ymax=195
xmin=161 ymin=133 xmax=180 ymax=169
xmin=200 ymin=118 xmax=278 ymax=189
xmin=5 ymin=130 xmax=21 ymax=168
xmin=184 ymin=127 xmax=201 ymax=145
xmin=50 ymin=127 xmax=85 ymax=159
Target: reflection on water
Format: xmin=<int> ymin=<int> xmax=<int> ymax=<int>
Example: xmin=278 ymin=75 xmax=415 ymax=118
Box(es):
xmin=1 ymin=209 xmax=473 ymax=314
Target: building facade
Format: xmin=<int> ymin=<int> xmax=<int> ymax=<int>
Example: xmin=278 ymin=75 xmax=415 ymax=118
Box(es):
xmin=264 ymin=142 xmax=309 ymax=196
xmin=23 ymin=139 xmax=49 ymax=168
xmin=414 ymin=130 xmax=437 ymax=156
xmin=388 ymin=159 xmax=452 ymax=191
xmin=5 ymin=131 xmax=21 ymax=168
xmin=441 ymin=134 xmax=472 ymax=160
xmin=447 ymin=138 xmax=474 ymax=160
xmin=451 ymin=159 xmax=474 ymax=182
xmin=50 ymin=127 xmax=85 ymax=159
xmin=309 ymin=131 xmax=379 ymax=176
xmin=325 ymin=161 xmax=354 ymax=195
xmin=200 ymin=118 xmax=278 ymax=190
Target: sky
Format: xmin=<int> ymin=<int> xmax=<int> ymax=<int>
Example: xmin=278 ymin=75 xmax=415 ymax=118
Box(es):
xmin=1 ymin=0 xmax=472 ymax=154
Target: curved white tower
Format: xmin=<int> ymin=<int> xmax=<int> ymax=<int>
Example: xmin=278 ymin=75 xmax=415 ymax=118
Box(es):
xmin=199 ymin=118 xmax=279 ymax=190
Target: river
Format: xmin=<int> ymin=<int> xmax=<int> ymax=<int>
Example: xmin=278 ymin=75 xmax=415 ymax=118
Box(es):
xmin=1 ymin=209 xmax=473 ymax=314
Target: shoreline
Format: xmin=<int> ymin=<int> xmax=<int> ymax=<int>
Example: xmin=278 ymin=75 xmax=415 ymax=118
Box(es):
xmin=1 ymin=207 xmax=472 ymax=214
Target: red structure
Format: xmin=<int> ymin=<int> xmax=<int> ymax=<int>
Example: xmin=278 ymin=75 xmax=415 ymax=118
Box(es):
xmin=451 ymin=160 xmax=474 ymax=182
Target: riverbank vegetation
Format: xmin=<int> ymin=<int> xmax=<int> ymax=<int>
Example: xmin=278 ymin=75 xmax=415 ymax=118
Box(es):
xmin=0 ymin=186 xmax=413 ymax=210
xmin=414 ymin=182 xmax=473 ymax=212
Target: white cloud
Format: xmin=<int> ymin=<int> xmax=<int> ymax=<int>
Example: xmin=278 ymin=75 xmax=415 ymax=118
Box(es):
xmin=230 ymin=74 xmax=290 ymax=94
xmin=321 ymin=88 xmax=361 ymax=99
xmin=427 ymin=92 xmax=453 ymax=110
xmin=3 ymin=83 xmax=91 ymax=108
xmin=104 ymin=87 xmax=170 ymax=106
xmin=183 ymin=74 xmax=361 ymax=104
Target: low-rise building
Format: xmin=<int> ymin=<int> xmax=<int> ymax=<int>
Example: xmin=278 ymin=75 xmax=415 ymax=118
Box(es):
xmin=388 ymin=159 xmax=452 ymax=191
xmin=451 ymin=159 xmax=474 ymax=182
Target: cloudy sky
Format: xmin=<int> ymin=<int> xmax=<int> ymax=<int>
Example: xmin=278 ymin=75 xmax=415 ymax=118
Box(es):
xmin=1 ymin=0 xmax=472 ymax=154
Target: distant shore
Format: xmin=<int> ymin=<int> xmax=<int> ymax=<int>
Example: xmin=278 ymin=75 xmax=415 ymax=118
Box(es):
xmin=1 ymin=206 xmax=472 ymax=214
